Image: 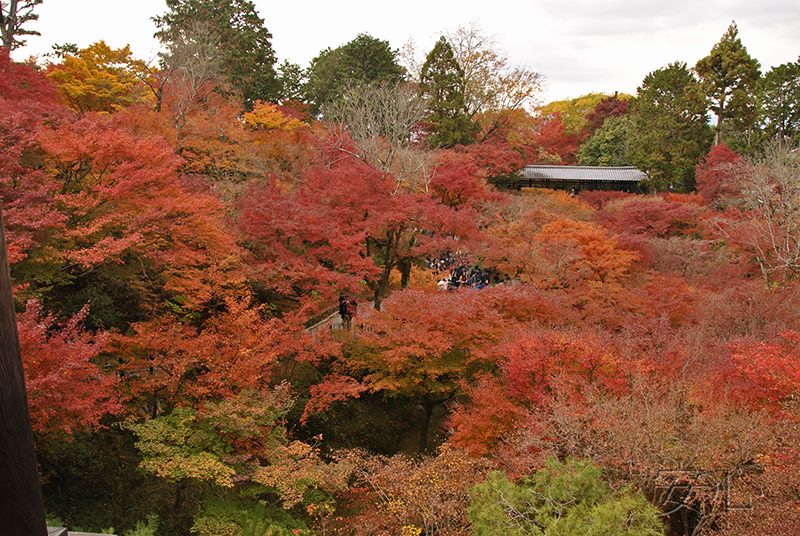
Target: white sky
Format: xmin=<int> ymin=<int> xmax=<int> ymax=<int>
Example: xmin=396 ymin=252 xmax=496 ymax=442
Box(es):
xmin=11 ymin=0 xmax=800 ymax=104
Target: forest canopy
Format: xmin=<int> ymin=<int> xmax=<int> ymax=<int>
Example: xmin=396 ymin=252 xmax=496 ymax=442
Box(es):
xmin=1 ymin=6 xmax=799 ymax=536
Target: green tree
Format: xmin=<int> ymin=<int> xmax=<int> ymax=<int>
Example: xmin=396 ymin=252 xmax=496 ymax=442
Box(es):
xmin=627 ymin=62 xmax=714 ymax=192
xmin=276 ymin=59 xmax=307 ymax=103
xmin=578 ymin=115 xmax=630 ymax=166
xmin=761 ymin=58 xmax=800 ymax=141
xmin=419 ymin=36 xmax=476 ymax=148
xmin=153 ymin=0 xmax=279 ymax=108
xmin=468 ymin=458 xmax=664 ymax=536
xmin=305 ymin=33 xmax=404 ymax=114
xmin=125 ymin=388 xmax=349 ymax=533
xmin=0 ymin=0 xmax=42 ymax=50
xmin=694 ymin=21 xmax=762 ymax=148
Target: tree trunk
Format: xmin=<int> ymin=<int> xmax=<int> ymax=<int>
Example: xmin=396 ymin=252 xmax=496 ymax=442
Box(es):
xmin=418 ymin=397 xmax=434 ymax=455
xmin=372 ymin=262 xmax=393 ymax=312
xmin=371 ymin=230 xmax=400 ymax=311
xmin=715 ymin=102 xmax=725 ymax=146
xmin=418 ymin=391 xmax=456 ymax=455
xmin=174 ymin=479 xmax=186 ymax=512
xmin=399 ymin=258 xmax=412 ymax=289
xmin=0 ymin=210 xmax=47 ymax=536
xmin=0 ymin=1 xmax=14 ymax=50
xmin=155 ymin=83 xmax=163 ymax=113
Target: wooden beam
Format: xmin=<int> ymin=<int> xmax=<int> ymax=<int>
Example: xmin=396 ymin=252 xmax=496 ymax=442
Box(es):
xmin=0 ymin=209 xmax=47 ymax=535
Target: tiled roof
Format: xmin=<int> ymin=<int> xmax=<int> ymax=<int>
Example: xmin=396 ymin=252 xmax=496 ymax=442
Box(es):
xmin=522 ymin=165 xmax=646 ymax=182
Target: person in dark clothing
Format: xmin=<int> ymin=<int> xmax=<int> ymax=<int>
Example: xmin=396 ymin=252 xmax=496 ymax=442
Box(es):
xmin=346 ymin=295 xmax=357 ymax=328
xmin=339 ymin=295 xmax=352 ymax=330
xmin=339 ymin=295 xmax=357 ymax=329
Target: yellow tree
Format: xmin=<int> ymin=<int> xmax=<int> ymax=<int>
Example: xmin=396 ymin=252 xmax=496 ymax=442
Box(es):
xmin=237 ymin=100 xmax=315 ymax=182
xmin=539 ymin=92 xmax=609 ymax=138
xmin=46 ymin=41 xmax=153 ymax=114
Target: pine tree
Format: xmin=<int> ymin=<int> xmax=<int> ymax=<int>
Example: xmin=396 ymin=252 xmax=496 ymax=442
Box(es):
xmin=761 ymin=58 xmax=800 ymax=141
xmin=468 ymin=458 xmax=664 ymax=536
xmin=419 ymin=36 xmax=476 ymax=148
xmin=694 ymin=22 xmax=762 ymax=148
xmin=153 ymin=0 xmax=279 ymax=108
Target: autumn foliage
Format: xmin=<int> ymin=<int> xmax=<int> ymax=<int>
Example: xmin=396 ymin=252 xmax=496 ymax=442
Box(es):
xmin=17 ymin=300 xmax=120 ymax=435
xmin=2 ymin=48 xmax=799 ymax=536
xmin=695 ymin=144 xmax=742 ymax=204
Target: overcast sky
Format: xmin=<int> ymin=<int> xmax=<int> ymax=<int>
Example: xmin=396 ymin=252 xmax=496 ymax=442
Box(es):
xmin=11 ymin=0 xmax=800 ymax=104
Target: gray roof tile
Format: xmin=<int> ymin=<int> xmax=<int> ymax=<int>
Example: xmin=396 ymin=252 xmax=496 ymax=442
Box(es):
xmin=522 ymin=165 xmax=646 ymax=182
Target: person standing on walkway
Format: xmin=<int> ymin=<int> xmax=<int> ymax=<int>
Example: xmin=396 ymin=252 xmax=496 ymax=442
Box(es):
xmin=339 ymin=295 xmax=352 ymax=330
xmin=345 ymin=295 xmax=358 ymax=329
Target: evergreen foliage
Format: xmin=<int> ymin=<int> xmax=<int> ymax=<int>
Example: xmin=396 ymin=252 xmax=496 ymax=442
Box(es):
xmin=276 ymin=60 xmax=307 ymax=103
xmin=578 ymin=115 xmax=630 ymax=166
xmin=761 ymin=58 xmax=800 ymax=141
xmin=694 ymin=22 xmax=762 ymax=149
xmin=419 ymin=36 xmax=477 ymax=148
xmin=305 ymin=33 xmax=405 ymax=114
xmin=128 ymin=514 xmax=159 ymax=536
xmin=468 ymin=458 xmax=664 ymax=536
xmin=153 ymin=0 xmax=279 ymax=107
xmin=627 ymin=62 xmax=714 ymax=192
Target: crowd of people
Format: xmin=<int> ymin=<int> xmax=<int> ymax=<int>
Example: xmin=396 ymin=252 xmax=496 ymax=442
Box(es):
xmin=437 ymin=266 xmax=498 ymax=291
xmin=427 ymin=251 xmax=503 ymax=292
xmin=335 ymin=253 xmax=505 ymax=329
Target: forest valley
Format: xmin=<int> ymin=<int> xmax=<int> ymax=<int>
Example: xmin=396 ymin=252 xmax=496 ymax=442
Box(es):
xmin=2 ymin=4 xmax=800 ymax=535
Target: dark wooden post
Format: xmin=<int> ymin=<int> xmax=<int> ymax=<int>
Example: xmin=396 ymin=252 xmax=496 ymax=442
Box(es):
xmin=0 ymin=210 xmax=47 ymax=535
